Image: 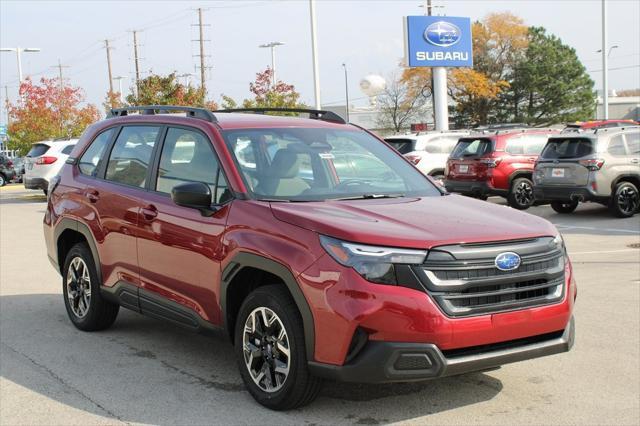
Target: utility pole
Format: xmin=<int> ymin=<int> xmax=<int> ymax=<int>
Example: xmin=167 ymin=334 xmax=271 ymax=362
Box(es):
xmin=132 ymin=30 xmax=141 ymax=96
xmin=309 ymin=0 xmax=321 ymax=109
xmin=197 ymin=8 xmax=207 ymax=96
xmin=104 ymin=39 xmax=114 ymax=94
xmin=51 ymin=59 xmax=69 ymax=133
xmin=52 ymin=59 xmax=69 ymax=86
xmin=601 ymin=0 xmax=609 ymax=120
xmin=342 ymin=63 xmax=349 ymax=122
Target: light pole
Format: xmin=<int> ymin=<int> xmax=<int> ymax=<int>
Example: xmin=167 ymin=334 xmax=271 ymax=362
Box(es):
xmin=0 ymin=47 xmax=41 ymax=83
xmin=597 ymin=45 xmax=619 ymax=57
xmin=342 ymin=63 xmax=349 ymax=122
xmin=259 ymin=42 xmax=285 ymax=87
xmin=309 ymin=0 xmax=321 ymax=109
xmin=601 ymin=0 xmax=609 ymax=120
xmin=113 ymin=76 xmax=127 ymax=103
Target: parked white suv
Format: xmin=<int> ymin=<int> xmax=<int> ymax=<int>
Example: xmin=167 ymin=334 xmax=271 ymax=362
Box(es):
xmin=385 ymin=131 xmax=469 ymax=183
xmin=24 ymin=139 xmax=78 ymax=194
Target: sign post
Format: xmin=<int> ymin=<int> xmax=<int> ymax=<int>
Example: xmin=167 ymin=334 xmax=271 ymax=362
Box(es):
xmin=404 ymin=16 xmax=473 ymax=130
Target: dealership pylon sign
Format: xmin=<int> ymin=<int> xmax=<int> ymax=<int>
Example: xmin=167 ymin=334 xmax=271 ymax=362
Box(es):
xmin=404 ymin=16 xmax=473 ymax=68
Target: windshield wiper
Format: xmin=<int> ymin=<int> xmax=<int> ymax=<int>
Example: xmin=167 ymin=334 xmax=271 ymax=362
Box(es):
xmin=332 ymin=193 xmax=405 ymax=201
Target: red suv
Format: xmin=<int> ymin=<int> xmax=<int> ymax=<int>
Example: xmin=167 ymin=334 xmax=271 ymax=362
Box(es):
xmin=445 ymin=129 xmax=559 ymax=209
xmin=44 ymin=106 xmax=575 ymax=410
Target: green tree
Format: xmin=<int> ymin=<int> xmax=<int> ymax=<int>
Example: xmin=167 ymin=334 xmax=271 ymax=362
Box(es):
xmin=125 ymin=72 xmax=217 ymax=109
xmin=7 ymin=77 xmax=99 ymax=155
xmin=499 ymin=27 xmax=595 ymax=125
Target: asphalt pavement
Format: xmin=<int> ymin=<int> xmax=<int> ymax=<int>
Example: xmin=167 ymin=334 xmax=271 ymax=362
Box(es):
xmin=1 ymin=183 xmax=639 ymax=425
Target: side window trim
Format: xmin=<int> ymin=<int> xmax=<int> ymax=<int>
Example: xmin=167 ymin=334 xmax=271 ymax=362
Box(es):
xmin=146 ymin=125 xmax=168 ymax=191
xmin=80 ymin=126 xmax=121 ymax=179
xmin=151 ymin=124 xmax=233 ymax=205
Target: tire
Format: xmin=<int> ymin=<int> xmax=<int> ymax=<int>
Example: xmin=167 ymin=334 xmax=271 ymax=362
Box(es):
xmin=43 ymin=189 xmax=48 ymax=196
xmin=0 ymin=173 xmax=6 ymax=186
xmin=608 ymin=181 xmax=639 ymax=218
xmin=551 ymin=200 xmax=579 ymax=214
xmin=62 ymin=243 xmax=119 ymax=331
xmin=430 ymin=172 xmax=445 ymax=186
xmin=508 ymin=177 xmax=535 ymax=210
xmin=234 ymin=285 xmax=322 ymax=410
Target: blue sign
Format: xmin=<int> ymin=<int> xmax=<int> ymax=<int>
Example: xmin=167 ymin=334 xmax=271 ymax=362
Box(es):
xmin=405 ymin=16 xmax=473 ymax=68
xmin=0 ymin=125 xmax=6 ymax=136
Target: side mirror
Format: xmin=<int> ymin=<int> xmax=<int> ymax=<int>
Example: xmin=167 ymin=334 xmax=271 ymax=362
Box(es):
xmin=171 ymin=182 xmax=216 ymax=216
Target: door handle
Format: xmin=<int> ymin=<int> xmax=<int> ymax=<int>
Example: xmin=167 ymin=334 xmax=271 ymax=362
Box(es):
xmin=85 ymin=189 xmax=99 ymax=203
xmin=527 ymin=157 xmax=536 ymax=162
xmin=141 ymin=205 xmax=158 ymax=221
xmin=631 ymin=158 xmax=639 ymax=164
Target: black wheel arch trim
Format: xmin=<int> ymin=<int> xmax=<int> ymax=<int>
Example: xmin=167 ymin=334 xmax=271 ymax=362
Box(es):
xmin=611 ymin=174 xmax=640 ymax=191
xmin=508 ymin=171 xmax=533 ymax=187
xmin=54 ymin=217 xmax=102 ymax=279
xmin=221 ymin=252 xmax=316 ymax=361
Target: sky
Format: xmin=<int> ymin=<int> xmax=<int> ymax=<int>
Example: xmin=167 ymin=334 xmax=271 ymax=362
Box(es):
xmin=1 ymin=0 xmax=639 ymax=124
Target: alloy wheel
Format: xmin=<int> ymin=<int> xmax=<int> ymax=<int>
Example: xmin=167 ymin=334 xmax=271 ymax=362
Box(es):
xmin=242 ymin=307 xmax=291 ymax=393
xmin=515 ymin=181 xmax=534 ymax=206
xmin=617 ymin=186 xmax=639 ymax=215
xmin=66 ymin=257 xmax=91 ymax=318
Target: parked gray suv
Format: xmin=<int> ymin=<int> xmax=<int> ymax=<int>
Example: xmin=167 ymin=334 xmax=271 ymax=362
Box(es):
xmin=533 ymin=127 xmax=640 ymax=217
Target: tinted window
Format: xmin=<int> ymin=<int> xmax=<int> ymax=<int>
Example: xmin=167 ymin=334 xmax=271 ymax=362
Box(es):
xmin=61 ymin=144 xmax=76 ymax=155
xmin=506 ymin=135 xmax=549 ymax=155
xmin=451 ymin=138 xmax=493 ymax=158
xmin=105 ymin=126 xmax=159 ymax=188
xmin=625 ymin=132 xmax=640 ymax=155
xmin=423 ymin=136 xmax=459 ymax=154
xmin=223 ymin=128 xmax=440 ymax=201
xmin=384 ymin=138 xmax=417 ymax=155
xmin=27 ymin=143 xmax=50 ymax=157
xmin=156 ymin=128 xmax=231 ymax=204
xmin=540 ymin=138 xmax=594 ymax=159
xmin=79 ymin=129 xmax=114 ymax=176
xmin=607 ymin=135 xmax=627 ymax=156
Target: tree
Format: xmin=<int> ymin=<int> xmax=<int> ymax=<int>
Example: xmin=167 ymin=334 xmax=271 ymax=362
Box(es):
xmin=241 ymin=68 xmax=305 ymax=111
xmin=499 ymin=27 xmax=595 ymax=125
xmin=103 ymin=91 xmax=124 ymax=114
xmin=377 ymin=72 xmax=430 ymax=132
xmin=7 ymin=77 xmax=99 ymax=155
xmin=125 ymin=72 xmax=217 ymax=109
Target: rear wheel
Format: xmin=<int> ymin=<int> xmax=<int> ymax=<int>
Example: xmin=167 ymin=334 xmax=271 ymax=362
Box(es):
xmin=62 ymin=243 xmax=119 ymax=331
xmin=551 ymin=200 xmax=579 ymax=214
xmin=430 ymin=172 xmax=445 ymax=186
xmin=508 ymin=177 xmax=535 ymax=210
xmin=0 ymin=173 xmax=6 ymax=186
xmin=609 ymin=182 xmax=639 ymax=218
xmin=234 ymin=285 xmax=321 ymax=410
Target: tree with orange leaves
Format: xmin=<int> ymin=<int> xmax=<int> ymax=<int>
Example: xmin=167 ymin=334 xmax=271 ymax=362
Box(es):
xmin=7 ymin=77 xmax=99 ymax=155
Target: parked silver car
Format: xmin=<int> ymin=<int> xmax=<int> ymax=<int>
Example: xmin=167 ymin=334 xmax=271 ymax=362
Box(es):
xmin=533 ymin=126 xmax=640 ymax=217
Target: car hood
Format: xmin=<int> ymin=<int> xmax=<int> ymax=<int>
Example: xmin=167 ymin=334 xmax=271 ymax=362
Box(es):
xmin=270 ymin=195 xmax=558 ymax=249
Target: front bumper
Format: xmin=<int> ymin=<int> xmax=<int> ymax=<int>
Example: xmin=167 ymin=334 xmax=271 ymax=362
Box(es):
xmin=24 ymin=177 xmax=48 ymax=190
xmin=309 ymin=317 xmax=575 ymax=383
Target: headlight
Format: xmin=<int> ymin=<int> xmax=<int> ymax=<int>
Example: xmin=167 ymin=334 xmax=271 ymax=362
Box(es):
xmin=319 ymin=235 xmax=427 ymax=285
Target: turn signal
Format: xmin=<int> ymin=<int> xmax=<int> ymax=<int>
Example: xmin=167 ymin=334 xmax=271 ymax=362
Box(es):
xmin=578 ymin=159 xmax=604 ymax=171
xmin=36 ymin=156 xmax=58 ymax=165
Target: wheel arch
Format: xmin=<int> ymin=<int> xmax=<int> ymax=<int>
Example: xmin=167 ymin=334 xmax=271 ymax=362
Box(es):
xmin=508 ymin=170 xmax=533 ymax=187
xmin=611 ymin=174 xmax=640 ymax=192
xmin=221 ymin=252 xmax=315 ymax=361
xmin=55 ymin=218 xmax=102 ymax=280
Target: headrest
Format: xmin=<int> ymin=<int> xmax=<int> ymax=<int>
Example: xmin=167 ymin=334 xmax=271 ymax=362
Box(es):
xmin=268 ymin=149 xmax=300 ymax=179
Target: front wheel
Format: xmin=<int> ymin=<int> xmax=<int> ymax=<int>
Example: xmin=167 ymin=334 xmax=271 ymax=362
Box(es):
xmin=609 ymin=182 xmax=639 ymax=218
xmin=551 ymin=200 xmax=579 ymax=214
xmin=234 ymin=285 xmax=321 ymax=410
xmin=508 ymin=178 xmax=535 ymax=210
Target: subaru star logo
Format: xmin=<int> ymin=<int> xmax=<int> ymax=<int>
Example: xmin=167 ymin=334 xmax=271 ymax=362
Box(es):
xmin=424 ymin=21 xmax=461 ymax=47
xmin=495 ymin=252 xmax=521 ymax=271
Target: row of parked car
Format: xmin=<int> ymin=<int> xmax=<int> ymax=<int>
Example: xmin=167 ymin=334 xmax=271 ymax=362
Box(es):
xmin=385 ymin=120 xmax=640 ymax=218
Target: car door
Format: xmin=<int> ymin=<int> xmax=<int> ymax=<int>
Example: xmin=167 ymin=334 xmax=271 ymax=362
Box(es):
xmin=80 ymin=125 xmax=161 ymax=292
xmin=136 ymin=126 xmax=232 ymax=327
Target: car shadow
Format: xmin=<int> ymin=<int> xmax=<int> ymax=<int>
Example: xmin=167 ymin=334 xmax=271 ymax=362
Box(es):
xmin=0 ymin=294 xmax=502 ymax=425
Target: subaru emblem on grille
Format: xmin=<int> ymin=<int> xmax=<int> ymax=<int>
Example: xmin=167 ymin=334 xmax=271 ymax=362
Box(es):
xmin=495 ymin=252 xmax=521 ymax=271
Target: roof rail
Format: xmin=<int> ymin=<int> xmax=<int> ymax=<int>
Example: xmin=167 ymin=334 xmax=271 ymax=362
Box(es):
xmin=217 ymin=108 xmax=346 ymax=124
xmin=109 ymin=105 xmax=217 ymax=122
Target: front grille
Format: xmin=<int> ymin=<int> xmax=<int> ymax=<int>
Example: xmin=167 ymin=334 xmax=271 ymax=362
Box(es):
xmin=413 ymin=237 xmax=565 ymax=317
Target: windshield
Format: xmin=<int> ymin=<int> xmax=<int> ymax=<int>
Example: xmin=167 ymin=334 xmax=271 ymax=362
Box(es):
xmin=451 ymin=138 xmax=493 ymax=158
xmin=540 ymin=138 xmax=594 ymax=159
xmin=383 ymin=138 xmax=417 ymax=155
xmin=223 ymin=128 xmax=441 ymax=201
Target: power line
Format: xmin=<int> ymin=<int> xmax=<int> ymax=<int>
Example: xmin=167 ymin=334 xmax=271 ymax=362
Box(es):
xmin=588 ymin=64 xmax=640 ymax=72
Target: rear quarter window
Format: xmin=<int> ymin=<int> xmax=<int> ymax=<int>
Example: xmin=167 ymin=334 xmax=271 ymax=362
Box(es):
xmin=540 ymin=138 xmax=594 ymax=159
xmin=61 ymin=144 xmax=76 ymax=155
xmin=384 ymin=138 xmax=417 ymax=155
xmin=451 ymin=138 xmax=493 ymax=158
xmin=625 ymin=132 xmax=639 ymax=155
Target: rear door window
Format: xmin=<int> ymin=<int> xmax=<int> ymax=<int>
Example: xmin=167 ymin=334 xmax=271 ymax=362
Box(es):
xmin=540 ymin=138 xmax=594 ymax=159
xmin=451 ymin=138 xmax=493 ymax=158
xmin=27 ymin=143 xmax=50 ymax=157
xmin=105 ymin=126 xmax=160 ymax=188
xmin=61 ymin=144 xmax=76 ymax=155
xmin=384 ymin=138 xmax=417 ymax=154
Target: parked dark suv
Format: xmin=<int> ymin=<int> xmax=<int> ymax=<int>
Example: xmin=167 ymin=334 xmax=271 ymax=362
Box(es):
xmin=44 ymin=106 xmax=576 ymax=410
xmin=445 ymin=129 xmax=559 ymax=209
xmin=0 ymin=154 xmax=17 ymax=186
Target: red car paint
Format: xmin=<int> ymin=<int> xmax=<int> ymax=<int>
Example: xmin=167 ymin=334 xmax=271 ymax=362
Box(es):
xmin=44 ymin=111 xmax=575 ymax=378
